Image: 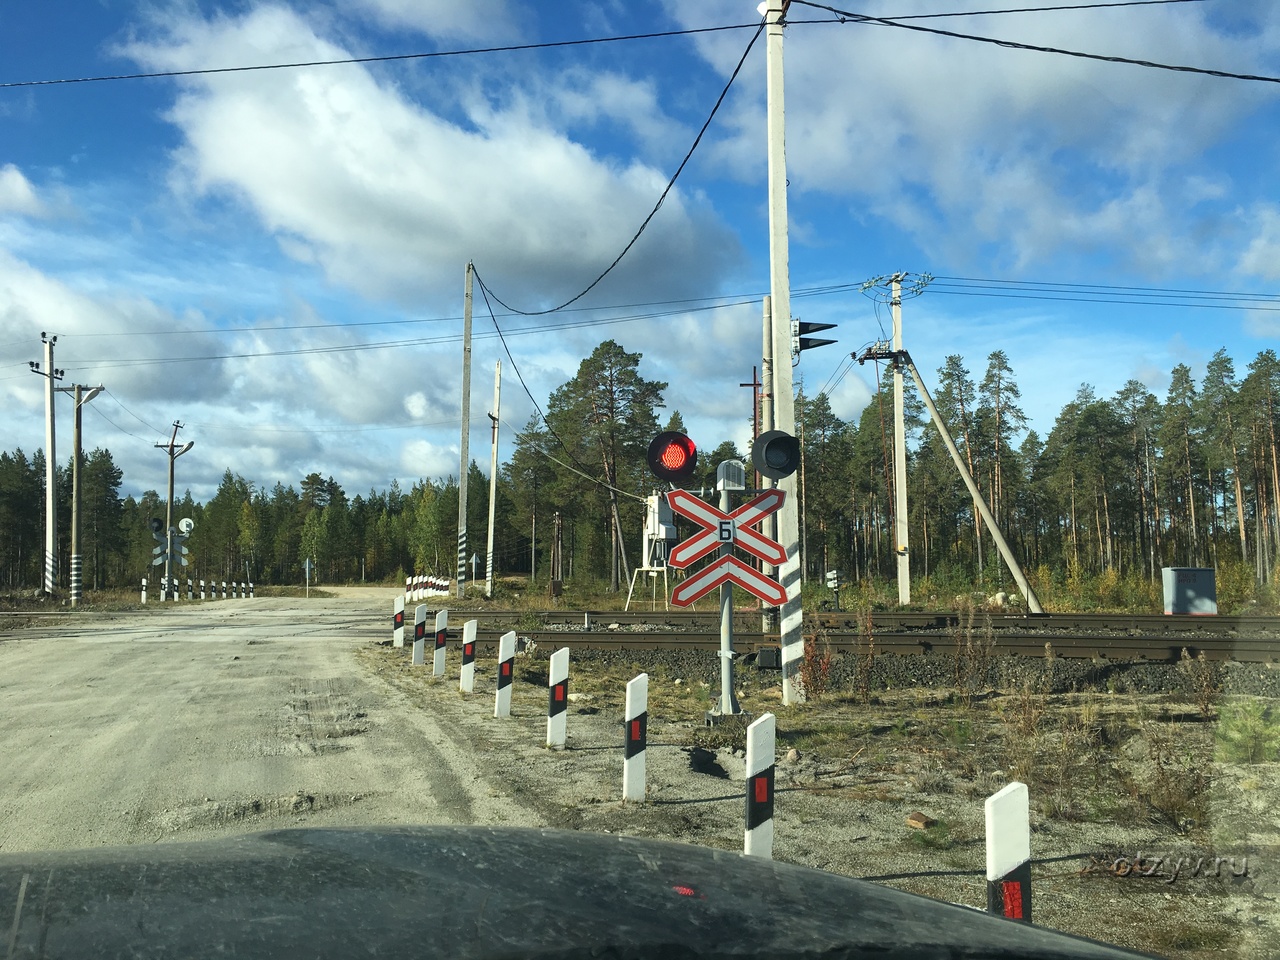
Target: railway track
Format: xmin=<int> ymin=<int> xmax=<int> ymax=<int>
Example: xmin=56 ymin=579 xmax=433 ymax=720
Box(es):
xmin=426 ymin=609 xmax=1278 ymax=663
xmin=4 ymin=605 xmax=1276 ymax=662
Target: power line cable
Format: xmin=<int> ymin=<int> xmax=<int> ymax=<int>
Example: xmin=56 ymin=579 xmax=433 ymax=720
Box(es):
xmin=472 ymin=19 xmax=765 ymax=316
xmin=792 ymin=0 xmax=1280 ymax=84
xmin=0 ymin=24 xmax=759 ymax=89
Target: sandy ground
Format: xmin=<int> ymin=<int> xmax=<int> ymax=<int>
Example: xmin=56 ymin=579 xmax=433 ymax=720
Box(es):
xmin=1 ymin=593 xmax=1274 ymax=960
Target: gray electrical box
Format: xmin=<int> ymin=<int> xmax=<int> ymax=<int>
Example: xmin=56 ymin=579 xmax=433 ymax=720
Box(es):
xmin=1161 ymin=567 xmax=1217 ymax=615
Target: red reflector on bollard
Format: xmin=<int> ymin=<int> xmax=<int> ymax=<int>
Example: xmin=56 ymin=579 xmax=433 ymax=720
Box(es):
xmin=1002 ymin=881 xmax=1023 ymax=919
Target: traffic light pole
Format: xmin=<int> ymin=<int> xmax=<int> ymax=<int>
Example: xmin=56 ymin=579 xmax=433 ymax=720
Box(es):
xmin=763 ymin=0 xmax=805 ymax=705
xmin=457 ymin=261 xmax=473 ymax=599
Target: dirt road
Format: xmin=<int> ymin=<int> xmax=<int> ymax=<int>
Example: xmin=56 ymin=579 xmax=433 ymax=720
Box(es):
xmin=0 ymin=594 xmax=538 ymax=852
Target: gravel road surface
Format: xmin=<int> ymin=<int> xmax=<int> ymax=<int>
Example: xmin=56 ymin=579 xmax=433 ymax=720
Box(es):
xmin=0 ymin=591 xmax=537 ymax=852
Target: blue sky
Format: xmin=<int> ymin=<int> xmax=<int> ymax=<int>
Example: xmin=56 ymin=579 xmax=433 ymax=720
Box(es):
xmin=2 ymin=0 xmax=1279 ymax=502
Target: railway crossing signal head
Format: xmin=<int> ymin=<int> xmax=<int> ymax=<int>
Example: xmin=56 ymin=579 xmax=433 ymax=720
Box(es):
xmin=791 ymin=319 xmax=837 ymax=357
xmin=752 ymin=430 xmax=801 ymax=481
xmin=647 ymin=432 xmax=698 ymax=485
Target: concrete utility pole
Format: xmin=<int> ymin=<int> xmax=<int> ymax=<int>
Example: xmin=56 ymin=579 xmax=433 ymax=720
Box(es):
xmin=56 ymin=383 xmax=103 ymax=607
xmin=485 ymin=361 xmax=501 ymax=599
xmin=457 ymin=261 xmax=474 ymax=599
xmin=29 ymin=333 xmax=63 ymax=596
xmin=891 ymin=275 xmax=910 ymax=604
xmin=762 ymin=0 xmax=805 ymax=705
xmin=155 ymin=422 xmax=193 ymax=601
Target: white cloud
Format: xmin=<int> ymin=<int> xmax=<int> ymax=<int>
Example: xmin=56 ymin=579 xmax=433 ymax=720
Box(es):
xmin=120 ymin=5 xmax=741 ymax=311
xmin=0 ymin=165 xmax=45 ymax=217
xmin=663 ymin=0 xmax=1280 ymax=277
xmin=351 ymin=0 xmax=524 ymax=41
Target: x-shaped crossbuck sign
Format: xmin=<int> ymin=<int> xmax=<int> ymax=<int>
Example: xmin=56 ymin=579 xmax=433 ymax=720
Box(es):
xmin=666 ymin=489 xmax=787 ymax=569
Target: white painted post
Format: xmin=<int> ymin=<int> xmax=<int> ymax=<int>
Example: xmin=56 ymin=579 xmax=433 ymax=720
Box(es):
xmin=986 ymin=781 xmax=1032 ymax=923
xmin=221 ymin=581 xmax=227 ymax=599
xmin=494 ymin=630 xmax=516 ymax=718
xmin=199 ymin=579 xmax=206 ymax=601
xmin=186 ymin=579 xmax=193 ymax=601
xmin=412 ymin=604 xmax=427 ymax=666
xmin=623 ymin=673 xmax=648 ymax=802
xmin=547 ymin=647 xmax=569 ymax=749
xmin=432 ymin=608 xmax=448 ymax=677
xmin=744 ymin=712 xmax=776 ymax=858
xmin=249 ymin=582 xmax=254 ymax=599
xmin=141 ymin=578 xmax=147 ymax=604
xmin=459 ymin=620 xmax=477 ymax=693
xmin=392 ymin=595 xmax=405 ymax=648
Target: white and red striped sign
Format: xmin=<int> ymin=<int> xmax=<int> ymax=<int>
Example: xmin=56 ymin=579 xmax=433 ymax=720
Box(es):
xmin=671 ymin=555 xmax=787 ymax=607
xmin=459 ymin=619 xmax=477 ymax=693
xmin=666 ymin=489 xmax=787 ymax=568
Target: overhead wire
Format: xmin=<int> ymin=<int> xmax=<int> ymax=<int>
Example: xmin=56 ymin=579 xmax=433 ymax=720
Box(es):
xmin=472 ymin=18 xmax=765 ymax=317
xmin=0 ymin=23 xmax=760 ymax=89
xmin=791 ymin=0 xmax=1280 ymax=84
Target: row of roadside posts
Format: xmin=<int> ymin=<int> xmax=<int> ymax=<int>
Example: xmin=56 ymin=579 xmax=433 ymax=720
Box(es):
xmin=388 ymin=595 xmax=1034 ymax=922
xmin=140 ymin=578 xmax=254 ymax=603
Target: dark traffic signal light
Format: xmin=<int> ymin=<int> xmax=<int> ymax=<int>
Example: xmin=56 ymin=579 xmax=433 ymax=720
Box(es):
xmin=752 ymin=430 xmax=801 ymax=480
xmin=647 ymin=432 xmax=698 ymax=484
xmin=791 ymin=319 xmax=837 ymax=355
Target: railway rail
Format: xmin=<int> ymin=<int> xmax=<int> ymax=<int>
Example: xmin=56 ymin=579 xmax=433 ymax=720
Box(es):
xmin=3 ymin=606 xmax=1276 ymax=662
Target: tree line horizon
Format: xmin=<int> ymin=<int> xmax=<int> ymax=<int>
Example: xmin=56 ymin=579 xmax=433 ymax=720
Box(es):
xmin=1 ymin=339 xmax=1277 ymax=612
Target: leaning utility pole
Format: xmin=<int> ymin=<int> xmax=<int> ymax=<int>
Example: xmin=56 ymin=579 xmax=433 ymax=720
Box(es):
xmin=485 ymin=361 xmax=501 ymax=599
xmin=29 ymin=333 xmax=63 ymax=596
xmin=457 ymin=261 xmax=474 ymax=598
xmin=56 ymin=383 xmax=103 ymax=606
xmin=155 ymin=422 xmax=193 ymax=601
xmin=762 ymin=0 xmax=804 ymax=705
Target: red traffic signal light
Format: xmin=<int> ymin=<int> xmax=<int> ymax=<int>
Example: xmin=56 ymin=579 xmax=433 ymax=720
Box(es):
xmin=647 ymin=432 xmax=698 ymax=484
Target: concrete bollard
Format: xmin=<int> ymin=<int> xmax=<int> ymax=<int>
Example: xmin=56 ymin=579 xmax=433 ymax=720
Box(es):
xmin=459 ymin=620 xmax=477 ymax=693
xmin=744 ymin=712 xmax=776 ymax=858
xmin=986 ymin=781 xmax=1032 ymax=923
xmin=221 ymin=581 xmax=227 ymax=599
xmin=141 ymin=578 xmax=147 ymax=604
xmin=433 ymin=609 xmax=448 ymax=678
xmin=494 ymin=631 xmax=516 ymax=718
xmin=623 ymin=673 xmax=648 ymax=802
xmin=412 ymin=604 xmax=427 ymax=666
xmin=200 ymin=579 xmax=206 ymax=601
xmin=186 ymin=579 xmax=193 ymax=601
xmin=547 ymin=647 xmax=569 ymax=750
xmin=392 ymin=596 xmax=405 ymax=648
xmin=249 ymin=582 xmax=254 ymax=599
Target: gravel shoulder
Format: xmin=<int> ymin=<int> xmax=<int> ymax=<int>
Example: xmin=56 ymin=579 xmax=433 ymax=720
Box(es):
xmin=356 ymin=632 xmax=1279 ymax=960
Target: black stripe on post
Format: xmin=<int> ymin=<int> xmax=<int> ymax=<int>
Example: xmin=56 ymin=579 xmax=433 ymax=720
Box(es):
xmin=394 ymin=611 xmax=404 ymax=629
xmin=415 ymin=619 xmax=426 ymax=642
xmin=625 ymin=712 xmax=647 ymax=760
xmin=435 ymin=628 xmax=447 ymax=651
xmin=462 ymin=641 xmax=475 ymax=666
xmin=497 ymin=658 xmax=514 ymax=690
xmin=746 ymin=766 xmax=775 ymax=831
xmin=549 ymin=680 xmax=568 ymax=718
xmin=987 ymin=861 xmax=1032 ymax=923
